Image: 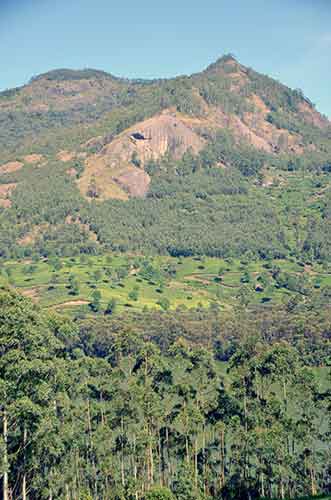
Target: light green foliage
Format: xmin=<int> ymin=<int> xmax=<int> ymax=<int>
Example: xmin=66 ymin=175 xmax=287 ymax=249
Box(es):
xmin=2 ymin=253 xmax=331 ymax=316
xmin=90 ymin=289 xmax=101 ymax=311
xmin=143 ymin=487 xmax=174 ymax=500
xmin=105 ymin=297 xmax=117 ymax=315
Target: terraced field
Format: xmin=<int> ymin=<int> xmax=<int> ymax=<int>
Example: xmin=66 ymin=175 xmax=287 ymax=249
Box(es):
xmin=1 ymin=253 xmax=331 ymax=316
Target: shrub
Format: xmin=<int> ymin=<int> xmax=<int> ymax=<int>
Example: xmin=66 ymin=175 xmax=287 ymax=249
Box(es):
xmin=143 ymin=487 xmax=174 ymax=500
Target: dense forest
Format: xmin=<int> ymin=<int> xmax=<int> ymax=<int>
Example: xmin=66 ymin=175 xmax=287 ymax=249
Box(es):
xmin=1 ymin=138 xmax=331 ymax=262
xmin=1 ymin=287 xmax=331 ymax=500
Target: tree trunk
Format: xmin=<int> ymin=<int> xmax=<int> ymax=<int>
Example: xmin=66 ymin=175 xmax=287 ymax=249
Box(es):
xmin=185 ymin=434 xmax=190 ymax=464
xmin=202 ymin=429 xmax=207 ymax=496
xmin=194 ymin=438 xmax=198 ymax=489
xmin=86 ymin=399 xmax=97 ymax=498
xmin=165 ymin=426 xmax=171 ymax=487
xmin=279 ymin=466 xmax=285 ymax=500
xmin=158 ymin=428 xmax=162 ymax=486
xmin=100 ymin=392 xmax=105 ymax=426
xmin=219 ymin=428 xmax=225 ymax=489
xmin=121 ymin=416 xmax=125 ymax=487
xmin=260 ymin=471 xmax=265 ymax=498
xmin=3 ymin=408 xmax=9 ymax=500
xmin=149 ymin=439 xmax=154 ymax=486
xmin=22 ymin=425 xmax=27 ymax=500
xmin=310 ymin=467 xmax=317 ymax=496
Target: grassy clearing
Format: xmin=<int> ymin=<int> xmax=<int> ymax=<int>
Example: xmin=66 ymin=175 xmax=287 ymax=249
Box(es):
xmin=1 ymin=253 xmax=331 ymax=316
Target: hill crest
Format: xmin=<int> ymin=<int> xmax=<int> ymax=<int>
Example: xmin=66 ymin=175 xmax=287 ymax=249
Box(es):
xmin=0 ymin=55 xmax=330 ymax=207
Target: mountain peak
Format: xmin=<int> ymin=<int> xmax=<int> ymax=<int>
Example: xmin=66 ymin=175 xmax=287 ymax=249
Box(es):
xmin=204 ymin=53 xmax=242 ymax=73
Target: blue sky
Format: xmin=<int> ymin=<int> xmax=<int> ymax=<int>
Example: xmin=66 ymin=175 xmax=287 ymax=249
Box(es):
xmin=1 ymin=0 xmax=331 ymax=116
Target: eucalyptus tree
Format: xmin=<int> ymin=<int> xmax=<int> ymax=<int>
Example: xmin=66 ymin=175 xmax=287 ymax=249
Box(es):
xmin=0 ymin=288 xmax=66 ymax=499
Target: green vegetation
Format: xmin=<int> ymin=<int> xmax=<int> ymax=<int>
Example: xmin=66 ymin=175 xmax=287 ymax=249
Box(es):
xmin=2 ymin=253 xmax=331 ymax=315
xmin=1 ymin=288 xmax=331 ymax=499
xmin=2 ymin=157 xmax=331 ymax=262
xmin=0 ymin=56 xmax=331 ymax=498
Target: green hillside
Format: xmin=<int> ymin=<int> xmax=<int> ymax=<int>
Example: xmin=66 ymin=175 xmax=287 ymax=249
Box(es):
xmin=0 ymin=55 xmax=330 ymax=265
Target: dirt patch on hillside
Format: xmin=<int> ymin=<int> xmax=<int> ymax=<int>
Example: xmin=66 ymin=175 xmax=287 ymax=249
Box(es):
xmin=249 ymin=94 xmax=270 ymax=116
xmin=0 ymin=161 xmax=24 ymax=174
xmin=21 ymin=287 xmax=40 ymax=300
xmin=210 ymin=108 xmax=273 ymax=152
xmin=0 ymin=183 xmax=17 ymax=197
xmin=186 ymin=274 xmax=214 ymax=285
xmin=298 ymin=101 xmax=330 ymax=129
xmin=0 ymin=183 xmax=17 ymax=207
xmin=229 ymin=72 xmax=249 ymax=92
xmin=241 ymin=111 xmax=304 ymax=153
xmin=54 ymin=300 xmax=90 ymax=308
xmin=232 ymin=114 xmax=274 ymax=152
xmin=77 ymin=152 xmax=88 ymax=159
xmin=304 ymin=264 xmax=316 ymax=275
xmin=0 ymin=199 xmax=11 ymax=208
xmin=66 ymin=168 xmax=77 ymax=177
xmin=17 ymin=224 xmax=48 ymax=246
xmin=24 ymin=154 xmax=44 ymax=164
xmin=65 ymin=216 xmax=98 ymax=241
xmin=57 ymin=150 xmax=76 ymax=162
xmin=78 ymin=157 xmax=129 ymax=201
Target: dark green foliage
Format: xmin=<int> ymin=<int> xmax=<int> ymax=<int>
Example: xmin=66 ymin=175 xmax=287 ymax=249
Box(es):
xmin=157 ymin=296 xmax=170 ymax=310
xmin=105 ymin=298 xmax=117 ymax=315
xmin=1 ymin=288 xmax=331 ymax=499
xmin=90 ymin=289 xmax=101 ymax=311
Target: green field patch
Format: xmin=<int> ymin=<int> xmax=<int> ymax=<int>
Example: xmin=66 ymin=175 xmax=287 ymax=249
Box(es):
xmin=2 ymin=253 xmax=330 ymax=315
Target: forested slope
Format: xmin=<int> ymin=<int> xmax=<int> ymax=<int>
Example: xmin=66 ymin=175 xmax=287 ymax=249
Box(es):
xmin=0 ymin=55 xmax=330 ymax=261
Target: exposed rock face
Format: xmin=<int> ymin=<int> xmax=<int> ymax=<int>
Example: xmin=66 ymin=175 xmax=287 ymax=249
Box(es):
xmin=100 ymin=111 xmax=205 ymax=166
xmin=76 ymin=97 xmax=322 ymax=201
xmin=115 ymin=167 xmax=151 ymax=197
xmin=78 ymin=111 xmax=205 ymax=201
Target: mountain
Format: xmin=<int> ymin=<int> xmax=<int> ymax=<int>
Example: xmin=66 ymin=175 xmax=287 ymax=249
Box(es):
xmin=0 ymin=55 xmax=330 ymax=259
xmin=2 ymin=55 xmax=331 ymax=500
